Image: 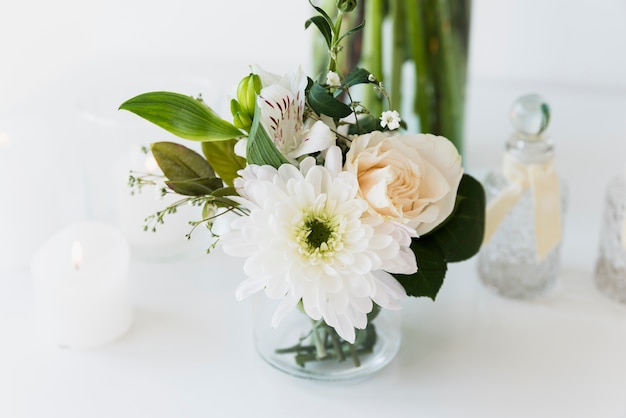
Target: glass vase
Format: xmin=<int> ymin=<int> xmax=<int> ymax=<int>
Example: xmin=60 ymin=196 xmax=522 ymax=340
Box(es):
xmin=594 ymin=172 xmax=626 ymax=302
xmin=252 ymin=295 xmax=402 ymax=381
xmin=477 ymin=172 xmax=567 ymax=299
xmin=477 ymin=94 xmax=567 ymax=299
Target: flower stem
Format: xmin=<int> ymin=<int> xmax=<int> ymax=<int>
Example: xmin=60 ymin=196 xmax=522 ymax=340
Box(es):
xmin=361 ymin=0 xmax=384 ymax=117
xmin=311 ymin=319 xmax=329 ymax=359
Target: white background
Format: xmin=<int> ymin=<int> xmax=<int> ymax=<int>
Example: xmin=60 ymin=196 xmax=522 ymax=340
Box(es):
xmin=3 ymin=1 xmax=626 ymax=417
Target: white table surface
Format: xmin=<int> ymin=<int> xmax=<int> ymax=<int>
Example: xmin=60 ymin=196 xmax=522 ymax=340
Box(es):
xmin=2 ymin=58 xmax=626 ymax=418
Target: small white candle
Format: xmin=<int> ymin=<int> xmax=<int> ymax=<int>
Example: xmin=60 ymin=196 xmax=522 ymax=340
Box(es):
xmin=30 ymin=222 xmax=132 ymax=349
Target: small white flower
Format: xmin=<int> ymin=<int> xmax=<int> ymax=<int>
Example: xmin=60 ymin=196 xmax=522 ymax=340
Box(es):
xmin=367 ymin=73 xmax=376 ymax=82
xmin=221 ymin=152 xmax=416 ymax=343
xmin=380 ymin=110 xmax=401 ymax=131
xmin=326 ymin=71 xmax=341 ymax=88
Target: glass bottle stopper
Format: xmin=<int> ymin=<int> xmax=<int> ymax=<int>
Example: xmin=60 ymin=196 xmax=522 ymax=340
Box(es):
xmin=510 ymin=94 xmax=551 ymax=138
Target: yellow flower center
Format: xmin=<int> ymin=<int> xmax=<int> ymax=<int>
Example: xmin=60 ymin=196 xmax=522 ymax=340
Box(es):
xmin=295 ymin=210 xmax=342 ymax=263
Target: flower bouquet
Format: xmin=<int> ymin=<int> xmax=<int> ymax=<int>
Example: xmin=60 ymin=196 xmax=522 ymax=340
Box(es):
xmin=120 ymin=0 xmax=485 ymax=380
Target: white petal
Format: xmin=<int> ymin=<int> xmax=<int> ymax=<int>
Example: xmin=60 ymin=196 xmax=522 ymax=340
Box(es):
xmin=289 ymin=120 xmax=336 ymax=159
xmin=235 ymin=277 xmax=267 ymax=301
xmin=271 ymin=295 xmax=300 ymax=328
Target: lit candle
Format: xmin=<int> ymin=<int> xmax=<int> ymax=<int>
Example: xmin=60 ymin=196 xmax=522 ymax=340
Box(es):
xmin=30 ymin=222 xmax=132 ymax=349
xmin=112 ymin=146 xmax=206 ymax=261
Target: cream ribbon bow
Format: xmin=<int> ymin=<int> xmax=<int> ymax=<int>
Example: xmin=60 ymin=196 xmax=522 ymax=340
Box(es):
xmin=483 ymin=153 xmax=562 ymax=260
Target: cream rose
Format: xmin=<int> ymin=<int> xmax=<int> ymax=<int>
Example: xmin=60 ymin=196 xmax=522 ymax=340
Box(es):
xmin=344 ymin=131 xmax=463 ymax=236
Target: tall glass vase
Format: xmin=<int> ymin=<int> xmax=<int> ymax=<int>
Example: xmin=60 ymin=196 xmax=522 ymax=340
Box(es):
xmin=318 ymin=0 xmax=471 ymax=154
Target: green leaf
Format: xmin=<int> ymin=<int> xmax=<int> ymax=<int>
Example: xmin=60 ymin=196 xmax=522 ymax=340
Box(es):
xmin=201 ymin=140 xmax=246 ymax=187
xmin=120 ymin=91 xmax=243 ymax=141
xmin=307 ymin=0 xmax=334 ymax=27
xmin=165 ymin=177 xmax=223 ymax=196
xmin=392 ymin=236 xmax=447 ymax=300
xmin=427 ymin=174 xmax=486 ymax=262
xmin=151 ymin=142 xmax=214 ymax=181
xmin=344 ymin=67 xmax=376 ymax=88
xmin=348 ymin=114 xmax=379 ymax=135
xmin=246 ymin=105 xmax=289 ymax=168
xmin=305 ymin=15 xmax=333 ymax=49
xmin=210 ymin=186 xmax=238 ymax=197
xmin=336 ymin=20 xmax=366 ymax=44
xmin=308 ymin=83 xmax=353 ymax=118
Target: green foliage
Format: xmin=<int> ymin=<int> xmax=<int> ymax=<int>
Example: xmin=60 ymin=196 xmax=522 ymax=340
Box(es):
xmin=343 ymin=67 xmax=376 ymax=89
xmin=165 ymin=177 xmax=224 ymax=197
xmin=201 ymin=140 xmax=246 ymax=187
xmin=246 ymin=106 xmax=290 ymax=168
xmin=305 ymin=15 xmax=333 ymax=49
xmin=120 ymin=92 xmax=243 ymax=142
xmin=308 ymin=82 xmax=353 ymax=118
xmin=393 ymin=236 xmax=447 ymax=300
xmin=150 ymin=142 xmax=214 ymax=180
xmin=428 ymin=174 xmax=486 ymax=262
xmin=392 ymin=174 xmax=485 ymax=299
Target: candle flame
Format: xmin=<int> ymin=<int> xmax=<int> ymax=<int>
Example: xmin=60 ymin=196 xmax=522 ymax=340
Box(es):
xmin=144 ymin=155 xmax=159 ymax=173
xmin=0 ymin=132 xmax=10 ymax=148
xmin=71 ymin=241 xmax=83 ymax=271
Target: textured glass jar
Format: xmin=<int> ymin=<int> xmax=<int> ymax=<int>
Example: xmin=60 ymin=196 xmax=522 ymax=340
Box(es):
xmin=477 ymin=95 xmax=567 ymax=299
xmin=252 ymin=294 xmax=402 ymax=381
xmin=594 ymin=173 xmax=626 ymax=302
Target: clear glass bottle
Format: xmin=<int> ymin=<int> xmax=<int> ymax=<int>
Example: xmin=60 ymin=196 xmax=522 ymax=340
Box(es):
xmin=594 ymin=172 xmax=626 ymax=303
xmin=477 ymin=94 xmax=568 ymax=299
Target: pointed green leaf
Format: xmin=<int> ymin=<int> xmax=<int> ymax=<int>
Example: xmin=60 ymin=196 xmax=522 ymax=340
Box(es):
xmin=392 ymin=236 xmax=447 ymax=300
xmin=120 ymin=91 xmax=243 ymax=141
xmin=151 ymin=142 xmax=214 ymax=181
xmin=305 ymin=15 xmax=333 ymax=49
xmin=307 ymin=0 xmax=334 ymax=27
xmin=210 ymin=186 xmax=238 ymax=197
xmin=165 ymin=177 xmax=224 ymax=196
xmin=201 ymin=140 xmax=246 ymax=187
xmin=427 ymin=174 xmax=486 ymax=262
xmin=344 ymin=67 xmax=376 ymax=88
xmin=246 ymin=106 xmax=289 ymax=168
xmin=308 ymin=83 xmax=353 ymax=118
xmin=337 ymin=20 xmax=366 ymax=44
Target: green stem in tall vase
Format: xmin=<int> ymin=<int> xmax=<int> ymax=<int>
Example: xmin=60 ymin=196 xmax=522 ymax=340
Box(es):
xmin=361 ymin=0 xmax=385 ymax=117
xmin=409 ymin=0 xmax=471 ymax=155
xmin=389 ymin=0 xmax=405 ymax=112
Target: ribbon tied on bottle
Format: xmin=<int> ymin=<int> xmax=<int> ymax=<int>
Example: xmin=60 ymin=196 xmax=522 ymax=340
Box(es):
xmin=483 ymin=153 xmax=562 ymax=260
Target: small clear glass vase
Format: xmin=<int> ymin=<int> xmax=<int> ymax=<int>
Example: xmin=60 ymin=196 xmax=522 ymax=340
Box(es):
xmin=594 ymin=173 xmax=626 ymax=302
xmin=252 ymin=295 xmax=402 ymax=381
xmin=477 ymin=94 xmax=567 ymax=299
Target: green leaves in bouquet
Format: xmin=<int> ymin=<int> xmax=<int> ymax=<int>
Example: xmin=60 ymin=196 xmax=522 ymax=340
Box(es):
xmin=308 ymin=82 xmax=352 ymax=119
xmin=246 ymin=106 xmax=289 ymax=168
xmin=151 ymin=141 xmax=222 ymax=197
xmin=392 ymin=173 xmax=486 ymax=300
xmin=393 ymin=236 xmax=447 ymax=300
xmin=201 ymin=140 xmax=246 ymax=187
xmin=305 ymin=15 xmax=333 ymax=50
xmin=429 ymin=173 xmax=486 ymax=263
xmin=343 ymin=67 xmax=376 ymax=91
xmin=120 ymin=92 xmax=242 ymax=142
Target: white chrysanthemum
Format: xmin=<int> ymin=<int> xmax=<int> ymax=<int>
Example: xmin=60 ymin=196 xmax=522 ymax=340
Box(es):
xmin=221 ymin=150 xmax=417 ymax=343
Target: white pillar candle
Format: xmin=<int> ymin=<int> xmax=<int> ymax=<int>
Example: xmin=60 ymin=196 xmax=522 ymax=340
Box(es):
xmin=30 ymin=222 xmax=132 ymax=349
